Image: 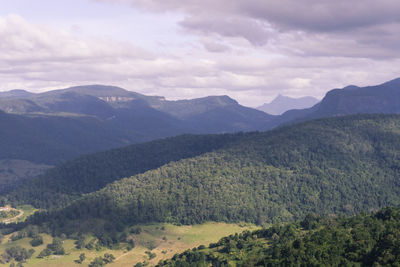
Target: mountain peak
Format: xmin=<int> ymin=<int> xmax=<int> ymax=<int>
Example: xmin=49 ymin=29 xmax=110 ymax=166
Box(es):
xmin=61 ymin=85 xmax=136 ymax=97
xmin=0 ymin=89 xmax=34 ymax=98
xmin=257 ymin=95 xmax=319 ymax=115
xmin=204 ymin=95 xmax=238 ymax=105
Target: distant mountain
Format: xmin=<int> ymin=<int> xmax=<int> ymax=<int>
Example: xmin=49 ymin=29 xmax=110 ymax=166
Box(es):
xmin=0 ymin=85 xmax=273 ymax=133
xmin=264 ymin=78 xmax=400 ymax=129
xmin=0 ymin=89 xmax=34 ymax=98
xmin=0 ymin=85 xmax=273 ymax=175
xmin=1 ymin=78 xmax=400 ymax=171
xmin=311 ymin=78 xmax=400 ymax=117
xmin=257 ymin=95 xmax=319 ymax=115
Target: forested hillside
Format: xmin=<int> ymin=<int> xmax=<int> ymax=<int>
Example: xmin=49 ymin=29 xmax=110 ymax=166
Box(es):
xmin=14 ymin=114 xmax=400 ymax=235
xmin=5 ymin=134 xmax=242 ymax=208
xmin=0 ymin=110 xmax=138 ymax=165
xmin=158 ymin=207 xmax=400 ymax=266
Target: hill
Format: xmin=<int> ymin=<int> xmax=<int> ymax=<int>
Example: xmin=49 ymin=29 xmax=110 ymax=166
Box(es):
xmin=5 ymin=134 xmax=241 ymax=208
xmin=8 ymin=114 xmax=400 ymax=236
xmin=257 ymin=95 xmax=319 ymax=115
xmin=0 ymin=110 xmax=141 ymax=165
xmin=158 ymin=207 xmax=400 ymax=266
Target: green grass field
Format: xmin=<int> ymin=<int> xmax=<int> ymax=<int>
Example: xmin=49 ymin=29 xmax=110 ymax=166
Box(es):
xmin=0 ymin=222 xmax=258 ymax=266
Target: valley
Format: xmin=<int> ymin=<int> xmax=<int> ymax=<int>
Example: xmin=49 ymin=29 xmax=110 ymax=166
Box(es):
xmin=0 ymin=79 xmax=400 ymax=266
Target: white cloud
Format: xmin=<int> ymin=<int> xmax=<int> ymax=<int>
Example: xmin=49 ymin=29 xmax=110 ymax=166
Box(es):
xmin=1 ymin=7 xmax=400 ymax=107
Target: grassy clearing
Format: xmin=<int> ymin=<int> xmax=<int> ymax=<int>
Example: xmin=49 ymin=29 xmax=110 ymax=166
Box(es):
xmin=0 ymin=205 xmax=38 ymax=224
xmin=0 ymin=222 xmax=258 ymax=266
xmin=15 ymin=205 xmax=38 ymax=222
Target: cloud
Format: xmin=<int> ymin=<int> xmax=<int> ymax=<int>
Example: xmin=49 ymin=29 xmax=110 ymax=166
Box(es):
xmin=96 ymin=0 xmax=400 ymax=59
xmin=97 ymin=0 xmax=400 ymax=31
xmin=0 ymin=14 xmax=152 ymax=63
xmin=1 ymin=10 xmax=400 ymax=107
xmin=180 ymin=16 xmax=273 ymax=46
xmin=201 ymin=40 xmax=231 ymax=53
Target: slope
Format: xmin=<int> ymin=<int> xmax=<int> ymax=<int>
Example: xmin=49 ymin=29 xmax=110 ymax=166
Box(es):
xmin=15 ymin=114 xmax=400 ymax=233
xmin=158 ymin=207 xmax=400 ymax=266
xmin=0 ymin=110 xmax=142 ymax=165
xmin=5 ymin=134 xmax=242 ymax=208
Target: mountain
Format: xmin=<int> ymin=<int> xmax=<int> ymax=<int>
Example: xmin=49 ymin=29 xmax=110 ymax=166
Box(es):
xmin=158 ymin=207 xmax=400 ymax=266
xmin=0 ymin=85 xmax=273 ymax=172
xmin=2 ymin=78 xmax=400 ymax=191
xmin=257 ymin=95 xmax=319 ymax=115
xmin=0 ymin=110 xmax=141 ymax=165
xmin=311 ymin=78 xmax=400 ymax=117
xmin=264 ymin=78 xmax=400 ymax=129
xmin=0 ymin=85 xmax=273 ymax=133
xmin=10 ymin=114 xmax=400 ymax=234
xmin=0 ymin=89 xmax=34 ymax=99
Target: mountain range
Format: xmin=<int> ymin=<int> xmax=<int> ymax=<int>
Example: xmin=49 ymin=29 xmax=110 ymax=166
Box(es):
xmin=0 ymin=85 xmax=273 ymax=163
xmin=1 ymin=78 xmax=400 ymax=192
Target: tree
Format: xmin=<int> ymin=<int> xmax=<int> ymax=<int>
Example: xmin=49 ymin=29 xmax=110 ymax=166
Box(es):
xmin=75 ymin=253 xmax=86 ymax=264
xmin=30 ymin=235 xmax=43 ymax=247
xmin=88 ymin=256 xmax=104 ymax=267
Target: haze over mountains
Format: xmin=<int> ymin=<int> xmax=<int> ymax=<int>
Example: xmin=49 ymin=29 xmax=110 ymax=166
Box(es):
xmin=256 ymin=95 xmax=319 ymax=115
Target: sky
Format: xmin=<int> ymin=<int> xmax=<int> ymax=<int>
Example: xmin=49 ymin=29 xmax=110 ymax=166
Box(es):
xmin=1 ymin=0 xmax=400 ymax=107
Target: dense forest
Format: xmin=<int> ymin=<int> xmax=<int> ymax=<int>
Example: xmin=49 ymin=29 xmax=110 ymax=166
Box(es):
xmin=157 ymin=207 xmax=400 ymax=266
xmin=4 ymin=133 xmax=242 ymax=208
xmin=9 ymin=114 xmax=400 ymax=237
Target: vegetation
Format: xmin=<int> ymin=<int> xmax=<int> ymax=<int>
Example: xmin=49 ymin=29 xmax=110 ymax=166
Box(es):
xmin=0 ymin=209 xmax=19 ymax=219
xmin=0 ymin=159 xmax=52 ymax=195
xmin=0 ymin=222 xmax=254 ymax=266
xmin=158 ymin=207 xmax=400 ymax=266
xmin=37 ymin=237 xmax=65 ymax=258
xmin=75 ymin=252 xmax=86 ymax=264
xmin=88 ymin=253 xmax=114 ymax=266
xmin=29 ymin=235 xmax=43 ymax=247
xmin=1 ymin=246 xmax=34 ymax=263
xmin=18 ymin=114 xmax=400 ymax=236
xmin=6 ymin=134 xmax=241 ymax=209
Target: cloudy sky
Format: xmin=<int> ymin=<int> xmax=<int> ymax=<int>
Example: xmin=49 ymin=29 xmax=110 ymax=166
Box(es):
xmin=1 ymin=0 xmax=400 ymax=106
